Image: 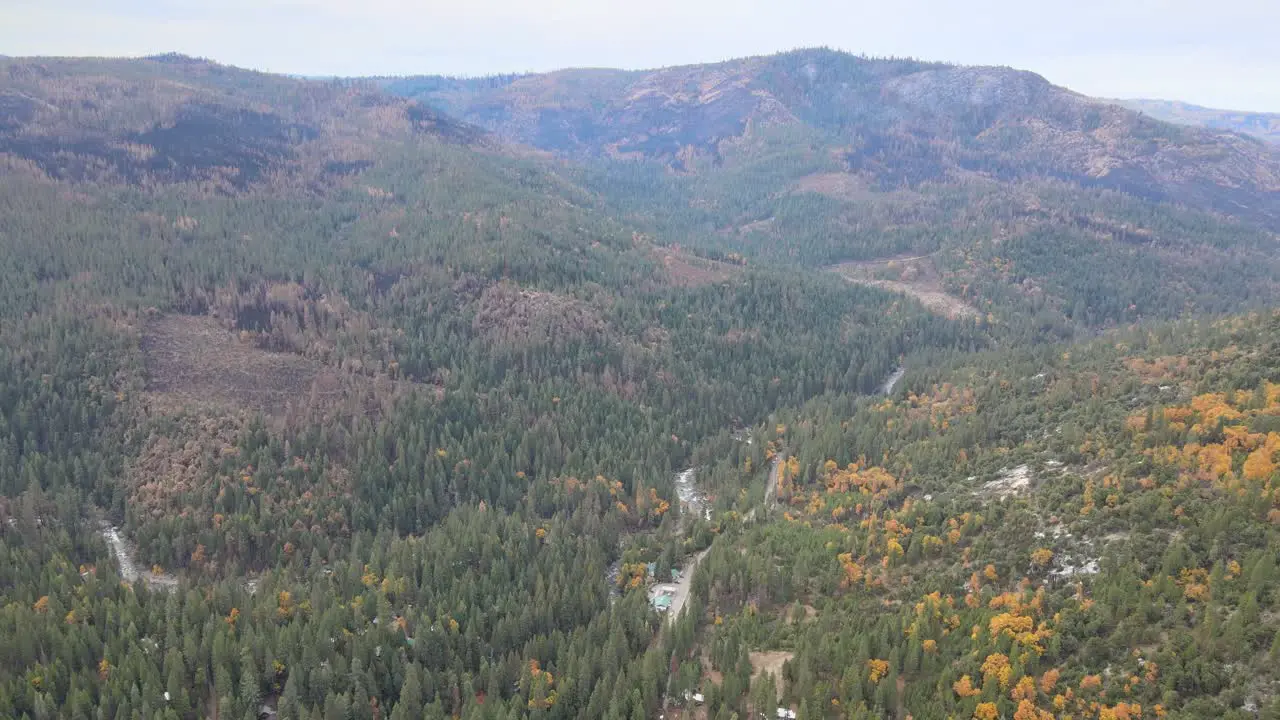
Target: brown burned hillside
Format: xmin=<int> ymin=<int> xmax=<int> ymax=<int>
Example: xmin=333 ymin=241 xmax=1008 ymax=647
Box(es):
xmin=389 ymin=49 xmax=1280 ymax=227
xmin=383 ymin=49 xmax=1280 ymax=328
xmin=0 ymin=53 xmax=481 ymax=189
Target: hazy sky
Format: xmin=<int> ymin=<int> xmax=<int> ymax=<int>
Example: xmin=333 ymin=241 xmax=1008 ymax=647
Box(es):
xmin=3 ymin=0 xmax=1279 ymax=111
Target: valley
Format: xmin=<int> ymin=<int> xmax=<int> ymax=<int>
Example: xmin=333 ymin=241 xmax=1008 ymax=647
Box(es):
xmin=0 ymin=47 xmax=1278 ymax=720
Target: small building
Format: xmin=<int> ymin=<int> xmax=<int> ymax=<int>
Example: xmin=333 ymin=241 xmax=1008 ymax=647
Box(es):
xmin=776 ymin=709 xmax=797 ymax=720
xmin=651 ymin=595 xmax=672 ymax=612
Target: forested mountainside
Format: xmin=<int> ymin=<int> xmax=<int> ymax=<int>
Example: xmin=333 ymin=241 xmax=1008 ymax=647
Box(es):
xmin=684 ymin=311 xmax=1280 ymax=720
xmin=0 ymin=50 xmax=1278 ymax=720
xmin=0 ymin=53 xmax=976 ymax=720
xmin=386 ymin=49 xmax=1280 ymax=330
xmin=1119 ymin=99 xmax=1280 ymax=146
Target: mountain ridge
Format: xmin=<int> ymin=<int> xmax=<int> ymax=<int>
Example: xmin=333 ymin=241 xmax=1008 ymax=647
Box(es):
xmin=0 ymin=54 xmax=488 ymax=189
xmin=3 ymin=50 xmax=1278 ymax=330
xmin=1118 ymin=97 xmax=1280 ymax=144
xmin=384 ymin=48 xmax=1280 ymax=230
xmin=373 ymin=48 xmax=1280 ymax=329
xmin=2 ymin=46 xmax=1280 ymax=720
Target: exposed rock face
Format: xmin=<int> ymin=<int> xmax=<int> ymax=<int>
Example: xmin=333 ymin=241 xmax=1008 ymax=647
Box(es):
xmin=883 ymin=66 xmax=1062 ymax=116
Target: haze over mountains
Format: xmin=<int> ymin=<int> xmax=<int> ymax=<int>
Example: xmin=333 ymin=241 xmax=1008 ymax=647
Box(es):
xmin=1119 ymin=98 xmax=1280 ymax=145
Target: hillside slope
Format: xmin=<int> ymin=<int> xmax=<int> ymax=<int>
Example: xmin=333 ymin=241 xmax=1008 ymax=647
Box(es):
xmin=681 ymin=311 xmax=1280 ymax=720
xmin=1119 ymin=98 xmax=1280 ymax=145
xmin=0 ymin=56 xmax=982 ymax=720
xmin=1 ymin=51 xmax=1279 ymax=720
xmin=387 ymin=49 xmax=1280 ymax=330
xmin=392 ymin=49 xmax=1280 ymax=225
xmin=0 ymin=53 xmax=483 ymax=190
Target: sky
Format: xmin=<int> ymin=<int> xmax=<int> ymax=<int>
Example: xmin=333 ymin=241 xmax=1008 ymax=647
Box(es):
xmin=3 ymin=0 xmax=1279 ymax=112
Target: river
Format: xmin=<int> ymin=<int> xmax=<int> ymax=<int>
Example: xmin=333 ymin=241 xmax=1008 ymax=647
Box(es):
xmin=674 ymin=467 xmax=710 ymax=522
xmin=639 ymin=366 xmax=899 ymax=623
xmin=880 ymin=367 xmax=905 ymax=395
xmin=102 ymin=524 xmax=179 ymax=590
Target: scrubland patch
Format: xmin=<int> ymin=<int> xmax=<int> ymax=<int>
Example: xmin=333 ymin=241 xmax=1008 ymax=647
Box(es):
xmin=472 ymin=282 xmax=606 ymax=347
xmin=658 ymin=249 xmax=742 ymax=287
xmin=141 ymin=313 xmax=406 ymax=425
xmin=831 ymin=255 xmax=980 ymax=320
xmin=792 ymin=171 xmax=870 ymax=200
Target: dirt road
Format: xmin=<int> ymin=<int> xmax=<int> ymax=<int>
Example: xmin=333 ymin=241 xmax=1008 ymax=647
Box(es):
xmin=765 ymin=454 xmax=781 ymax=507
xmin=829 ymin=256 xmax=979 ymax=320
xmin=746 ymin=454 xmax=783 ymax=523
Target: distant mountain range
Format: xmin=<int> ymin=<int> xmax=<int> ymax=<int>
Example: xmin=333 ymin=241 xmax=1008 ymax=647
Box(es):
xmin=382 ymin=50 xmax=1280 ymax=229
xmin=2 ymin=49 xmax=1279 ymax=328
xmin=1118 ymin=98 xmax=1280 ymax=144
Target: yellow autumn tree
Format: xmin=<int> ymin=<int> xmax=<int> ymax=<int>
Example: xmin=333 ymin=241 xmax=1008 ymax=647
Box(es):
xmin=953 ymin=675 xmax=981 ymax=698
xmin=973 ymin=702 xmax=999 ymax=720
xmin=1039 ymin=668 xmax=1060 ymax=694
xmin=867 ymin=659 xmax=890 ymax=683
xmin=1011 ymin=675 xmax=1037 ymax=701
xmin=277 ymin=591 xmax=294 ymax=620
xmin=1012 ymin=699 xmax=1043 ymax=720
xmin=1243 ymin=442 xmax=1277 ymax=481
xmin=990 ymin=612 xmax=1035 ymax=637
xmin=837 ymin=553 xmax=864 ymax=587
xmin=1197 ymin=443 xmax=1233 ymax=478
xmin=981 ymin=653 xmax=1013 ymax=689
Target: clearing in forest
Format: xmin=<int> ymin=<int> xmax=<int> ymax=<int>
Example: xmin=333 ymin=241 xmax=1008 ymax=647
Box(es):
xmin=830 ymin=255 xmax=979 ymax=320
xmin=141 ymin=314 xmax=332 ymax=417
xmin=655 ymin=247 xmax=743 ymax=287
xmin=791 ymin=172 xmax=872 ymax=201
xmin=749 ymin=650 xmax=793 ymax=696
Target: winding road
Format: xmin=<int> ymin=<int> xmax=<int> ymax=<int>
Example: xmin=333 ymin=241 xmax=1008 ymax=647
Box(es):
xmin=664 ymin=454 xmax=784 ymax=625
xmin=664 ymin=363 xmax=897 ymax=625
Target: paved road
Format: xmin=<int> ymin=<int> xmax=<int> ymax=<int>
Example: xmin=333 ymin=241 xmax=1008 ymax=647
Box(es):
xmin=663 ymin=547 xmax=711 ymax=625
xmin=662 ymin=454 xmax=781 ymax=625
